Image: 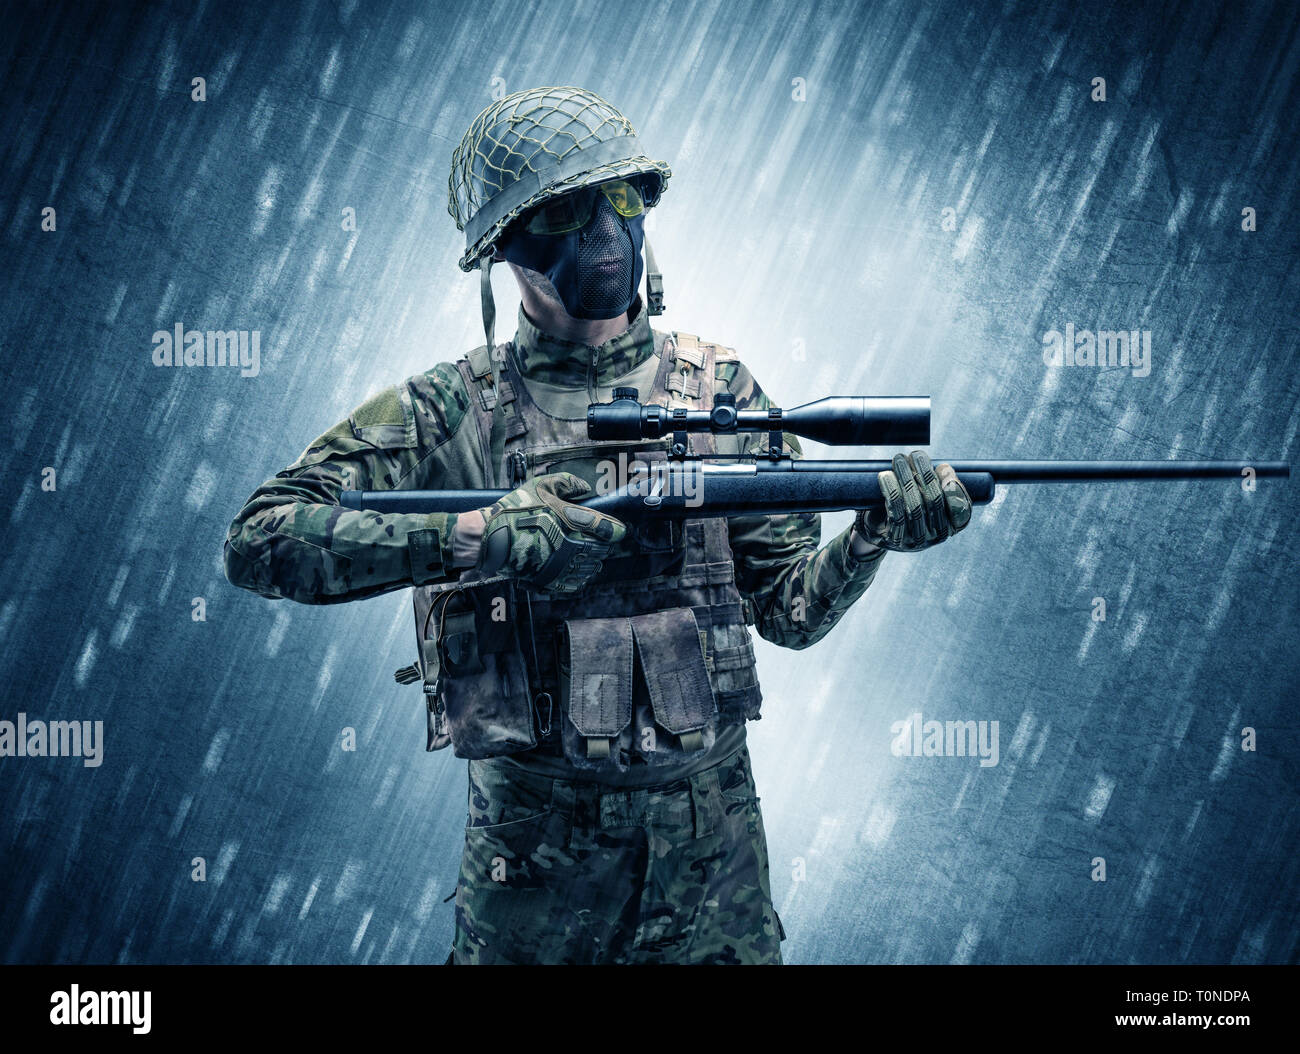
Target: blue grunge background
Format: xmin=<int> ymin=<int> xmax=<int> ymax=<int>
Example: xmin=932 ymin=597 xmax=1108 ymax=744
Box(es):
xmin=1 ymin=0 xmax=1296 ymax=964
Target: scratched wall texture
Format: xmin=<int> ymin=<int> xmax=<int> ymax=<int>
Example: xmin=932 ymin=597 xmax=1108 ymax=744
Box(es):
xmin=1 ymin=0 xmax=1296 ymax=964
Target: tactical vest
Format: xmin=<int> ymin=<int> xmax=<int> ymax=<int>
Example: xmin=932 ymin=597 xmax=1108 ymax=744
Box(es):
xmin=406 ymin=330 xmax=763 ymax=776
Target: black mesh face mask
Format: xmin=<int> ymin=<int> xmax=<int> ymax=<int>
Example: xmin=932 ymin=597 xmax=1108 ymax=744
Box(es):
xmin=500 ymin=193 xmax=646 ymax=321
xmin=576 ymin=194 xmax=637 ymax=315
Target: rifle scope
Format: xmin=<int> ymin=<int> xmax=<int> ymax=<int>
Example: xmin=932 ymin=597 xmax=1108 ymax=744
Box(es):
xmin=587 ymin=390 xmax=930 ymax=447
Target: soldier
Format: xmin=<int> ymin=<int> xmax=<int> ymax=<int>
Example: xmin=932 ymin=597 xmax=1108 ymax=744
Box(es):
xmin=224 ymin=86 xmax=972 ymax=964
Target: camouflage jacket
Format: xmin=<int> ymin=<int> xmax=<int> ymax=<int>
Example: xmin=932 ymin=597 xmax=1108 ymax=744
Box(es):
xmin=223 ymin=303 xmax=887 ymax=649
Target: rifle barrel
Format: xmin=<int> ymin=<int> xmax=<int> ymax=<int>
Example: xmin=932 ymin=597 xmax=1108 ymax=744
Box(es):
xmin=339 ymin=459 xmax=1287 ymax=518
xmin=788 ymin=459 xmax=1290 ymax=480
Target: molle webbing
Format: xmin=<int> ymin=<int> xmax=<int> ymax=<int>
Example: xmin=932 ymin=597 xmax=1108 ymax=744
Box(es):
xmin=460 ymin=344 xmax=528 ymax=487
xmin=415 ymin=325 xmax=763 ymax=769
xmin=665 ymin=332 xmax=737 ymax=414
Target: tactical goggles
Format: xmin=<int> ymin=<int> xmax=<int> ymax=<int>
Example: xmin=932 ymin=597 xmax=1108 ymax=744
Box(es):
xmin=518 ymin=177 xmax=659 ymax=236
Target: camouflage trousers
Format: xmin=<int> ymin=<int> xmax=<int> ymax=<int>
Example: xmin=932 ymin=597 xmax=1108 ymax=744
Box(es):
xmin=450 ymin=745 xmax=785 ymax=964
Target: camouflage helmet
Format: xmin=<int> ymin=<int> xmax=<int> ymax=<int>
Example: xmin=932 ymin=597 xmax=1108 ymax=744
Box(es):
xmin=448 ymin=86 xmax=672 ymax=273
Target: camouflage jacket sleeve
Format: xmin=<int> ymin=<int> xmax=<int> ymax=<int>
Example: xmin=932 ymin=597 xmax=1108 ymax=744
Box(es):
xmin=720 ymin=361 xmax=887 ymax=650
xmin=223 ymin=363 xmax=478 ymax=605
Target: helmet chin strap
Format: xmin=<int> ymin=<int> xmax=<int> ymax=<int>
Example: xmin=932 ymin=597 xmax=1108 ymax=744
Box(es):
xmin=480 ymin=257 xmax=508 ymax=487
xmin=480 ymin=256 xmax=496 ymax=349
xmin=643 ymin=234 xmax=664 ymax=316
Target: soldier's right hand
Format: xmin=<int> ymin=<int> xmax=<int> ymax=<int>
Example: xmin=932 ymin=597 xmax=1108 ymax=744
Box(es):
xmin=477 ymin=472 xmax=627 ymax=593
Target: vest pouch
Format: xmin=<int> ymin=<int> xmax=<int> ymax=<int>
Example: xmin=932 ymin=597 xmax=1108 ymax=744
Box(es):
xmin=558 ymin=616 xmax=635 ymax=768
xmin=697 ymin=613 xmax=761 ymax=720
xmin=437 ymin=581 xmax=537 ymax=760
xmin=558 ymin=608 xmax=718 ymax=772
xmin=629 ymin=607 xmax=717 ymax=755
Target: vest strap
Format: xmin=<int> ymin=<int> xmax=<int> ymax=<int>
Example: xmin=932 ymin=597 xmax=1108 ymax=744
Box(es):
xmin=644 ymin=235 xmax=665 ymax=316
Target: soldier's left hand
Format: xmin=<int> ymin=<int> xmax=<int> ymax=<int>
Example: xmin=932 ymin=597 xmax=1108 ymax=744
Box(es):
xmin=854 ymin=452 xmax=971 ymax=552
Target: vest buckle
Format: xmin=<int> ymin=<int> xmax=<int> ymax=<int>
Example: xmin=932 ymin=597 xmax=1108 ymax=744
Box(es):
xmin=532 ymin=691 xmax=553 ymax=737
xmin=508 ymin=448 xmax=528 ymax=486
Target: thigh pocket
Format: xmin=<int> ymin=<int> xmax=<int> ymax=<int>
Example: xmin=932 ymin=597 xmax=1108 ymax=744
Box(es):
xmin=465 ymin=760 xmax=553 ymax=829
xmin=717 ymin=747 xmax=761 ymax=804
xmin=460 ymin=809 xmax=560 ymax=893
xmin=465 ymin=810 xmax=553 ymax=836
xmin=461 ymin=764 xmax=557 ymax=886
